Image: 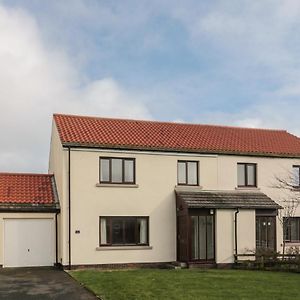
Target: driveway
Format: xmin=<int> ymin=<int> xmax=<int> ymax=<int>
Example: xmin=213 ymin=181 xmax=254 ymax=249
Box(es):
xmin=0 ymin=267 xmax=98 ymax=300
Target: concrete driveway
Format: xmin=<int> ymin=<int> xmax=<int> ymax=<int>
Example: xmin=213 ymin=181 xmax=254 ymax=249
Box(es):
xmin=0 ymin=267 xmax=98 ymax=300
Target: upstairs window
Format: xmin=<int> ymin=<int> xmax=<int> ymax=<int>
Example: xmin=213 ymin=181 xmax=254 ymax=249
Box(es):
xmin=100 ymin=216 xmax=149 ymax=246
xmin=237 ymin=163 xmax=257 ymax=187
xmin=292 ymin=165 xmax=300 ymax=187
xmin=177 ymin=161 xmax=198 ymax=185
xmin=100 ymin=157 xmax=135 ymax=184
xmin=284 ymin=217 xmax=300 ymax=243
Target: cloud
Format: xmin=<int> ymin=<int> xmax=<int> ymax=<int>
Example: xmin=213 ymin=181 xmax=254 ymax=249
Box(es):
xmin=0 ymin=4 xmax=151 ymax=173
xmin=166 ymin=0 xmax=300 ymax=135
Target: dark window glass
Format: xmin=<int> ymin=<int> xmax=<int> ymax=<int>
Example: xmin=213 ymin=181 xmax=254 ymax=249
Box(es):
xmin=100 ymin=217 xmax=148 ymax=246
xmin=111 ymin=218 xmax=123 ymax=244
xmin=124 ymin=219 xmax=136 ymax=244
xmin=100 ymin=158 xmax=135 ymax=184
xmin=256 ymin=216 xmax=276 ymax=250
xmin=177 ymin=161 xmax=199 ymax=185
xmin=237 ymin=163 xmax=257 ymax=187
xmin=284 ymin=217 xmax=300 ymax=242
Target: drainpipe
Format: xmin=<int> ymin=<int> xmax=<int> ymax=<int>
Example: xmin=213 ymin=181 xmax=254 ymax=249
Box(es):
xmin=55 ymin=212 xmax=58 ymax=266
xmin=234 ymin=208 xmax=239 ymax=263
xmin=68 ymin=147 xmax=71 ymax=270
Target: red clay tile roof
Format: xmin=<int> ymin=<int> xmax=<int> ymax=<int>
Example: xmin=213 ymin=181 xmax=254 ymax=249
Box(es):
xmin=0 ymin=173 xmax=58 ymax=208
xmin=54 ymin=114 xmax=300 ymax=157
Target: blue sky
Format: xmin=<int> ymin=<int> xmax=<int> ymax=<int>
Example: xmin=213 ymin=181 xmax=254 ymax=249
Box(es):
xmin=0 ymin=0 xmax=300 ymax=172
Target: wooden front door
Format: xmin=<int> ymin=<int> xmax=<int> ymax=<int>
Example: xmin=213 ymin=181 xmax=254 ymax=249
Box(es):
xmin=256 ymin=216 xmax=276 ymax=251
xmin=190 ymin=215 xmax=215 ymax=261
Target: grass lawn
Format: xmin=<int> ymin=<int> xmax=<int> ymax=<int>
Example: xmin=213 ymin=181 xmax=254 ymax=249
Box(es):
xmin=70 ymin=268 xmax=300 ymax=300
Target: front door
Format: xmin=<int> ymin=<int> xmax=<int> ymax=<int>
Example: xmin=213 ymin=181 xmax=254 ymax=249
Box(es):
xmin=256 ymin=216 xmax=276 ymax=251
xmin=190 ymin=215 xmax=214 ymax=261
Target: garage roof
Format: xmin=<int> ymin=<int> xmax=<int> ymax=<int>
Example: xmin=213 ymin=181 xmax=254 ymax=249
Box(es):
xmin=0 ymin=173 xmax=60 ymax=212
xmin=176 ymin=190 xmax=281 ymax=209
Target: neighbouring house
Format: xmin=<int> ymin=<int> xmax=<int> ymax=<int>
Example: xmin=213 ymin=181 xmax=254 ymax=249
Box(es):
xmin=1 ymin=113 xmax=300 ymax=268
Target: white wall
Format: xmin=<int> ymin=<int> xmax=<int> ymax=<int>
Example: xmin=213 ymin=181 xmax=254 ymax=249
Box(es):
xmin=48 ymin=122 xmax=68 ymax=264
xmin=68 ymin=149 xmax=218 ymax=265
xmin=50 ymin=134 xmax=300 ymax=265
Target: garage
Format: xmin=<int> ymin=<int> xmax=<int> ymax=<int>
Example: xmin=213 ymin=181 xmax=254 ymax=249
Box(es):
xmin=0 ymin=173 xmax=60 ymax=268
xmin=4 ymin=218 xmax=55 ymax=267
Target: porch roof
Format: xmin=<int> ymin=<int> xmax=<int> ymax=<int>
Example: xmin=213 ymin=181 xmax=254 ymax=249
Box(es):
xmin=175 ymin=190 xmax=282 ymax=209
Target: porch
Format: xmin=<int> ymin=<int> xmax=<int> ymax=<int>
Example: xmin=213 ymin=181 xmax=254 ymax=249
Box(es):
xmin=175 ymin=189 xmax=281 ymax=266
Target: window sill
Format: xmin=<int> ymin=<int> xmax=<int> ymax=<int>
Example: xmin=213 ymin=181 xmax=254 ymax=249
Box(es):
xmin=96 ymin=245 xmax=152 ymax=251
xmin=235 ymin=187 xmax=260 ymax=191
xmin=284 ymin=241 xmax=300 ymax=245
xmin=175 ymin=185 xmax=203 ymax=192
xmin=96 ymin=183 xmax=139 ymax=188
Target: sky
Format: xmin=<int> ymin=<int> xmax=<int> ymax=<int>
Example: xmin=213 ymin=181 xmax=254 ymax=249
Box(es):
xmin=0 ymin=0 xmax=300 ymax=173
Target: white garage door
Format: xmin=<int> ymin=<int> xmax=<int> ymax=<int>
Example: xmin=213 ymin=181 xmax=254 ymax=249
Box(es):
xmin=4 ymin=218 xmax=54 ymax=267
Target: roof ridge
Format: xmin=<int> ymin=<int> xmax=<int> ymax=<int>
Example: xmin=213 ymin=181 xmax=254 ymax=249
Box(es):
xmin=53 ymin=113 xmax=288 ymax=133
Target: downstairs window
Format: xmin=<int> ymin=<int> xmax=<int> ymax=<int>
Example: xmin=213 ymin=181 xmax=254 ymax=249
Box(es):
xmin=100 ymin=216 xmax=149 ymax=246
xmin=284 ymin=217 xmax=300 ymax=243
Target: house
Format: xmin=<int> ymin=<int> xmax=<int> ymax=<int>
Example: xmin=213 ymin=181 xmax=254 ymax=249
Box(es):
xmin=49 ymin=114 xmax=300 ymax=268
xmin=1 ymin=113 xmax=300 ymax=268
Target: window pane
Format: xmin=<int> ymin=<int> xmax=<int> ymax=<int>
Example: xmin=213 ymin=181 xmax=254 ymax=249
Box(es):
xmin=293 ymin=166 xmax=300 ymax=186
xmin=100 ymin=218 xmax=110 ymax=245
xmin=124 ymin=160 xmax=134 ymax=183
xmin=112 ymin=218 xmax=123 ymax=244
xmin=124 ymin=219 xmax=136 ymax=244
xmin=291 ymin=219 xmax=300 ymax=241
xmin=199 ymin=216 xmax=207 ymax=260
xmin=191 ymin=216 xmax=199 ymax=259
xmin=112 ymin=159 xmax=123 ymax=182
xmin=207 ymin=216 xmax=214 ymax=260
xmin=237 ymin=164 xmax=245 ymax=186
xmin=187 ymin=162 xmax=197 ymax=185
xmin=283 ymin=218 xmax=290 ymax=241
xmin=100 ymin=159 xmax=110 ymax=182
xmin=178 ymin=162 xmax=186 ymax=184
xmin=138 ymin=218 xmax=148 ymax=244
xmin=247 ymin=165 xmax=255 ymax=186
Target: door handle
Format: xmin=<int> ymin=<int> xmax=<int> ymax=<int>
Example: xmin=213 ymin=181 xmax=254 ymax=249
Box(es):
xmin=27 ymin=249 xmax=30 ymax=252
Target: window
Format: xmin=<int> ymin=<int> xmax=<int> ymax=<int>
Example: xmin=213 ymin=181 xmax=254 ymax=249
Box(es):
xmin=284 ymin=217 xmax=300 ymax=242
xmin=292 ymin=166 xmax=300 ymax=187
xmin=237 ymin=163 xmax=257 ymax=187
xmin=100 ymin=157 xmax=135 ymax=184
xmin=177 ymin=161 xmax=198 ymax=185
xmin=100 ymin=217 xmax=149 ymax=246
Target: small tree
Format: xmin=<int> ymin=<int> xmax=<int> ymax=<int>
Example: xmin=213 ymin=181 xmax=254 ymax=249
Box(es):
xmin=273 ymin=169 xmax=300 ymax=257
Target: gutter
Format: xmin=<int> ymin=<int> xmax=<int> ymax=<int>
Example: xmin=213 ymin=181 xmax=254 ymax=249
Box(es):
xmin=234 ymin=208 xmax=240 ymax=263
xmin=62 ymin=143 xmax=300 ymax=159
